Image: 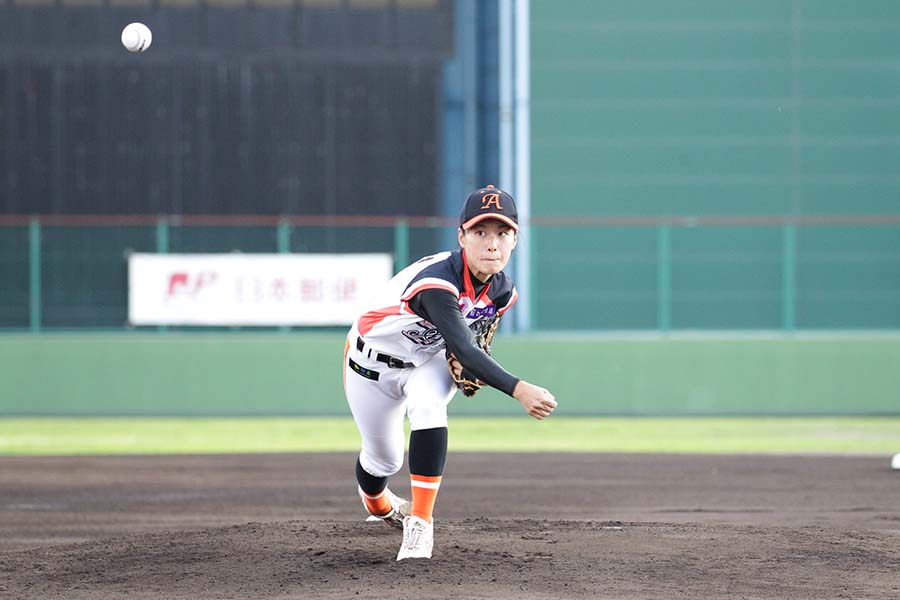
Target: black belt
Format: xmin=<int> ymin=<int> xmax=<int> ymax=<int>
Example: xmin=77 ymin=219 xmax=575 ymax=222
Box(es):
xmin=356 ymin=337 xmax=413 ymax=369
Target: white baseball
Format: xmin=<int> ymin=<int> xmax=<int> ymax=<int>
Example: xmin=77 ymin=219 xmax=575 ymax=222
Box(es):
xmin=121 ymin=22 xmax=152 ymax=53
xmin=892 ymin=453 xmax=900 ymax=470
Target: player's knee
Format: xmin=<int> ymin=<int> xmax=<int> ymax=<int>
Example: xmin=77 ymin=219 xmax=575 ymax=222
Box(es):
xmin=407 ymin=404 xmax=449 ymax=431
xmin=360 ymin=450 xmax=403 ymax=478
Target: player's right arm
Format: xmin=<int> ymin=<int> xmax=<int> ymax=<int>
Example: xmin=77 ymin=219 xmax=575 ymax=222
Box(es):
xmin=410 ymin=288 xmax=518 ymax=394
xmin=511 ymin=381 xmax=557 ymax=420
xmin=409 ymin=289 xmax=557 ymax=419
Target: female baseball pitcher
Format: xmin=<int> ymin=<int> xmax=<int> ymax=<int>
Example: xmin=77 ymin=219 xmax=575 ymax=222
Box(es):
xmin=343 ymin=186 xmax=558 ymax=560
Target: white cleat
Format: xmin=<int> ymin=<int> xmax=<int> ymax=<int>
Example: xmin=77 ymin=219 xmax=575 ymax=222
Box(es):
xmin=359 ymin=487 xmax=411 ymax=529
xmin=396 ymin=515 xmax=433 ymax=561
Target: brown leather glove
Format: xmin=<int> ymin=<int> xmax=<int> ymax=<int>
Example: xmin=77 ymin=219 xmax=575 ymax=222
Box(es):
xmin=446 ymin=315 xmax=501 ymax=397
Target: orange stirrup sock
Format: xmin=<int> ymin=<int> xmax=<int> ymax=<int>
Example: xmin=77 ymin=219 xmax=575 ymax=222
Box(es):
xmin=410 ymin=475 xmax=442 ymax=523
xmin=359 ymin=487 xmax=393 ymax=517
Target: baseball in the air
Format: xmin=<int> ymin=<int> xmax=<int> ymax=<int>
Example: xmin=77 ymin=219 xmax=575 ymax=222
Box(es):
xmin=121 ymin=22 xmax=152 ymax=53
xmin=892 ymin=453 xmax=900 ymax=470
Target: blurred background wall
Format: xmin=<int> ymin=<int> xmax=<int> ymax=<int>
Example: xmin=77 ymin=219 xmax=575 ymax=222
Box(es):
xmin=1 ymin=0 xmax=899 ymax=415
xmin=1 ymin=0 xmax=453 ymax=216
xmin=530 ymin=0 xmax=900 ymax=330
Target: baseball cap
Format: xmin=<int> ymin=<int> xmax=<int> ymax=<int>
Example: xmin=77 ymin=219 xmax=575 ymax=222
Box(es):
xmin=458 ymin=185 xmax=519 ymax=231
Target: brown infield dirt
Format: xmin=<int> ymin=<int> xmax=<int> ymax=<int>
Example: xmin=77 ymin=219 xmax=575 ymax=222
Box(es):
xmin=0 ymin=452 xmax=898 ymax=599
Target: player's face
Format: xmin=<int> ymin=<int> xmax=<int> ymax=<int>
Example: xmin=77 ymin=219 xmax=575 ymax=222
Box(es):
xmin=457 ymin=219 xmax=518 ymax=282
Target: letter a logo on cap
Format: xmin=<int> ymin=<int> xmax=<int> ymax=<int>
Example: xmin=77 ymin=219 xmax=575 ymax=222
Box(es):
xmin=460 ymin=185 xmax=519 ymax=231
xmin=481 ymin=193 xmax=502 ymax=210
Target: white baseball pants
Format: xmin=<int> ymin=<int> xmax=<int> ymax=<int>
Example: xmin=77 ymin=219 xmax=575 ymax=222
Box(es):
xmin=344 ymin=331 xmax=457 ymax=478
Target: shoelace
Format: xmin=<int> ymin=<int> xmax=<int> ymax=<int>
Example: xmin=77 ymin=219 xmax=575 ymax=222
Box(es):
xmin=404 ymin=521 xmax=428 ymax=549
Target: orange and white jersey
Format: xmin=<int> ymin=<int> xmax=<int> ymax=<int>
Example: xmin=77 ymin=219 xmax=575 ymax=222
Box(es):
xmin=351 ymin=250 xmax=518 ymax=366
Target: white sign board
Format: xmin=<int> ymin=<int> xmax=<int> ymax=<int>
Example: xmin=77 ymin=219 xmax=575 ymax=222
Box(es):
xmin=128 ymin=253 xmax=392 ymax=326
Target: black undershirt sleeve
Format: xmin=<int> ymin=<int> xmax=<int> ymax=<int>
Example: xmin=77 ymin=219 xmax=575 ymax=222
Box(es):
xmin=407 ymin=288 xmax=520 ymax=397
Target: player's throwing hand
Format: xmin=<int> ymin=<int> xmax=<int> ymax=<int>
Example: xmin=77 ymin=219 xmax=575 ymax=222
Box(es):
xmin=513 ymin=381 xmax=558 ymax=420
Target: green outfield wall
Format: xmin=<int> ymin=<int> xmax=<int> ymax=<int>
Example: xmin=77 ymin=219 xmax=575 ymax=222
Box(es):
xmin=1 ymin=333 xmax=898 ymax=416
xmin=530 ymin=1 xmax=900 ymax=330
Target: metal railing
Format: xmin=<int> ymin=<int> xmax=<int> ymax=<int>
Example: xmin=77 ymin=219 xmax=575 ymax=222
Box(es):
xmin=2 ymin=213 xmax=900 ymax=332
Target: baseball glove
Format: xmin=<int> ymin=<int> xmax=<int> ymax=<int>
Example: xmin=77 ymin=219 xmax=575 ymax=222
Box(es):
xmin=447 ymin=315 xmax=502 ymax=397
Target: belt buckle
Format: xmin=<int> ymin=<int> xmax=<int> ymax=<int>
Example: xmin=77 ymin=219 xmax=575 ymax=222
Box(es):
xmin=387 ymin=356 xmax=405 ymax=369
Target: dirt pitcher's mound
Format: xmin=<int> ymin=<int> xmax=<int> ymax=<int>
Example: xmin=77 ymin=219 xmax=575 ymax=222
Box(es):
xmin=1 ymin=452 xmax=899 ymax=599
xmin=3 ymin=518 xmax=899 ymax=600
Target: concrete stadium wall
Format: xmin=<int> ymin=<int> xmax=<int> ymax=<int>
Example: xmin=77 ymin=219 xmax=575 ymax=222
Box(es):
xmin=2 ymin=333 xmax=898 ymax=416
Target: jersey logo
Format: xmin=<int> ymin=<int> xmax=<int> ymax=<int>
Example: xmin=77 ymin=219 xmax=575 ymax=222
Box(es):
xmin=481 ymin=193 xmax=502 ymax=210
xmin=466 ymin=305 xmax=497 ymax=319
xmin=401 ymin=320 xmax=443 ymax=346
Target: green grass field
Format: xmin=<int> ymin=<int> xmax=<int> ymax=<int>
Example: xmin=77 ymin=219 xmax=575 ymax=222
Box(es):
xmin=1 ymin=417 xmax=899 ymax=456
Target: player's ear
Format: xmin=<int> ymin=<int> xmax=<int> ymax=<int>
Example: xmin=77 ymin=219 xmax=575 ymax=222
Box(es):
xmin=457 ymin=227 xmax=466 ymax=248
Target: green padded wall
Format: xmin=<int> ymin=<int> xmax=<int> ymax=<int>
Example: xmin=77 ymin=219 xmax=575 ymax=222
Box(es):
xmin=1 ymin=333 xmax=898 ymax=416
xmin=531 ymin=0 xmax=900 ymax=329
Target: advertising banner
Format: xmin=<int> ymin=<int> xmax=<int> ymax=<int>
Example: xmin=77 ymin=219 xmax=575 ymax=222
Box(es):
xmin=128 ymin=253 xmax=392 ymax=326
